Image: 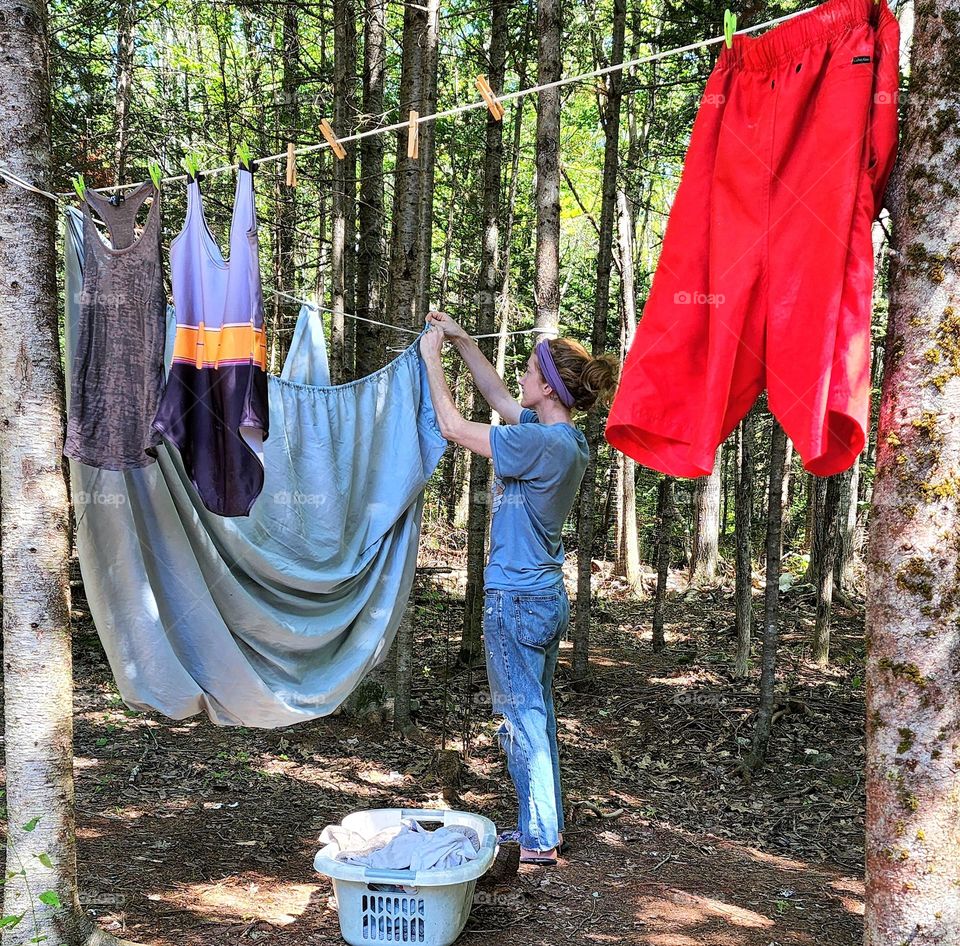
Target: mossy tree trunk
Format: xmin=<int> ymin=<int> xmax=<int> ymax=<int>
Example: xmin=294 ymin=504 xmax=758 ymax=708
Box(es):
xmin=864 ymin=0 xmax=960 ymax=939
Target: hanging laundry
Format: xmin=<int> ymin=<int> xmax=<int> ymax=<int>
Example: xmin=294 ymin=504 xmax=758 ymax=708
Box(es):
xmin=64 ymin=208 xmax=447 ymax=728
xmin=63 ymin=180 xmax=167 ymax=470
xmin=152 ymin=165 xmax=270 ymax=517
xmin=606 ymin=0 xmax=900 ymax=478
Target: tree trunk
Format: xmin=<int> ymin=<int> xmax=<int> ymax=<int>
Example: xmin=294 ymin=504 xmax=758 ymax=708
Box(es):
xmin=805 ymin=475 xmax=827 ymax=586
xmin=614 ymin=191 xmax=641 ymax=589
xmin=734 ymin=411 xmax=754 ymax=677
xmin=415 ymin=0 xmax=440 ymax=320
xmin=689 ymin=445 xmax=723 ymax=585
xmin=651 ymin=477 xmax=674 ymax=653
xmin=533 ymin=0 xmax=561 ymax=331
xmin=274 ymin=0 xmax=300 ymax=369
xmin=572 ymin=0 xmax=624 ymax=685
xmin=331 ymin=0 xmax=358 ymax=382
xmin=746 ymin=420 xmax=787 ymax=771
xmin=812 ymin=474 xmax=841 ymax=664
xmin=385 ymin=1 xmax=424 ymax=328
xmin=0 ymin=0 xmax=140 ymax=941
xmin=393 ymin=604 xmax=416 ymax=735
xmin=835 ymin=457 xmax=859 ymax=591
xmin=459 ymin=0 xmax=507 ymax=667
xmin=112 ymin=0 xmax=135 ymax=185
xmin=865 ymin=0 xmax=960 ymax=937
xmin=355 ymin=0 xmax=387 ymax=376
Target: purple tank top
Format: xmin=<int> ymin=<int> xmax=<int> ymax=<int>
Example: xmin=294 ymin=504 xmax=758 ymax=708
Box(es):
xmin=152 ymin=167 xmax=269 ymax=517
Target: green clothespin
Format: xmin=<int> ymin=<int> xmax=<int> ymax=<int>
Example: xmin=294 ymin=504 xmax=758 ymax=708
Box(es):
xmin=182 ymin=153 xmax=201 ymax=182
xmin=724 ymin=9 xmax=737 ymax=48
xmin=237 ymin=142 xmax=252 ymax=172
xmin=72 ymin=174 xmax=86 ymax=199
xmin=148 ymin=160 xmax=163 ymax=190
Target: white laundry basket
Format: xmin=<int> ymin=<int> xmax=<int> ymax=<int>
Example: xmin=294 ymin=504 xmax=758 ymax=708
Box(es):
xmin=314 ymin=808 xmax=497 ymax=946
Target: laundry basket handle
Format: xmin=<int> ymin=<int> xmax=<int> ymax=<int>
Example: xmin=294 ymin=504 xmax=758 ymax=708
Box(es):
xmin=363 ymin=867 xmax=418 ymax=884
xmin=400 ymin=808 xmax=447 ymax=821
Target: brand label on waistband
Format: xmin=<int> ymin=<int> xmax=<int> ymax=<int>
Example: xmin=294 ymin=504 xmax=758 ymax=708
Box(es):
xmin=852 ymin=55 xmax=872 ymax=64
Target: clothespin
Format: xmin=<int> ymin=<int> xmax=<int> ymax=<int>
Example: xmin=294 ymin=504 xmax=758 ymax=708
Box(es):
xmin=723 ymin=9 xmax=737 ymax=48
xmin=407 ymin=110 xmax=420 ymax=161
xmin=147 ymin=160 xmax=163 ymax=190
xmin=476 ymin=75 xmax=505 ymax=120
xmin=285 ymin=143 xmax=297 ymax=187
xmin=72 ymin=174 xmax=86 ymax=199
xmin=182 ymin=153 xmax=202 ymax=184
xmin=320 ymin=120 xmax=347 ymax=160
xmin=237 ymin=142 xmax=253 ymax=173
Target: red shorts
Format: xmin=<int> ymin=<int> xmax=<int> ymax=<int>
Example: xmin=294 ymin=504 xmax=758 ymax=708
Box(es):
xmin=606 ymin=0 xmax=899 ymax=477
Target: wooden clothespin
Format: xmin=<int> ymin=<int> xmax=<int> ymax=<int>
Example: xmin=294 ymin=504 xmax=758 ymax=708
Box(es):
xmin=476 ymin=75 xmax=505 ymax=120
xmin=407 ymin=110 xmax=420 ymax=161
xmin=723 ymin=9 xmax=737 ymax=48
xmin=320 ymin=120 xmax=347 ymax=160
xmin=286 ymin=143 xmax=297 ymax=187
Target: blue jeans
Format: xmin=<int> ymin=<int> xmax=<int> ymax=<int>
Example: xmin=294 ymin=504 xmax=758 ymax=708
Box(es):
xmin=482 ymin=580 xmax=568 ymax=851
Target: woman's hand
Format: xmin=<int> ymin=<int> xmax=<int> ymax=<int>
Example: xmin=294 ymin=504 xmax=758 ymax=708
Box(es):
xmin=426 ymin=310 xmax=469 ymax=341
xmin=419 ymin=324 xmax=445 ymax=361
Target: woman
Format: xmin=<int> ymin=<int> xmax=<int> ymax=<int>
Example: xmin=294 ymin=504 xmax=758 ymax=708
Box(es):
xmin=419 ymin=311 xmax=619 ymax=865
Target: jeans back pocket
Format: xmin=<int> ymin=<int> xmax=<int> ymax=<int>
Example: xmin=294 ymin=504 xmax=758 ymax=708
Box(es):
xmin=514 ymin=591 xmax=565 ymax=648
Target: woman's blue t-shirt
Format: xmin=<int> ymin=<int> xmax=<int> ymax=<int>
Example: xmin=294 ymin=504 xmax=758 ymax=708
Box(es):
xmin=484 ymin=407 xmax=589 ymax=591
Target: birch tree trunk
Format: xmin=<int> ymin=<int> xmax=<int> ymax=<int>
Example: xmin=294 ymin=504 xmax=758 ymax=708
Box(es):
xmin=0 ymin=0 xmax=141 ymax=942
xmin=614 ymin=189 xmax=641 ymax=589
xmin=865 ymin=0 xmax=960 ymax=937
xmin=689 ymin=446 xmax=722 ymax=585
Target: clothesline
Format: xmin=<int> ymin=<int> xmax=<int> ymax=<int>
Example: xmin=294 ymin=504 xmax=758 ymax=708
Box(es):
xmin=270 ymin=288 xmax=557 ymax=339
xmin=0 ymin=6 xmax=810 ymax=202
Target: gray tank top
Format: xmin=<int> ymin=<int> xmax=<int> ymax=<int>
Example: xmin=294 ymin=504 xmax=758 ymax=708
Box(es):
xmin=64 ymin=181 xmax=167 ymax=469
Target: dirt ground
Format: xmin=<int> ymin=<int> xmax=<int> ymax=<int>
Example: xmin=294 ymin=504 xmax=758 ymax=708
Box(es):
xmin=5 ymin=547 xmax=868 ymax=945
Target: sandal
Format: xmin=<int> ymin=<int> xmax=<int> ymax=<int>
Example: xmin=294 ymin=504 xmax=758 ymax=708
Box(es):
xmin=519 ymin=846 xmax=558 ymax=866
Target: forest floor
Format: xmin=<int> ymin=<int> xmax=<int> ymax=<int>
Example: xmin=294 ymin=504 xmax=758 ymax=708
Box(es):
xmin=4 ymin=538 xmax=868 ymax=946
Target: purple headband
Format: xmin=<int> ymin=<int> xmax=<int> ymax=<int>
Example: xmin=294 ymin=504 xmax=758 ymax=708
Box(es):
xmin=535 ymin=338 xmax=575 ymax=409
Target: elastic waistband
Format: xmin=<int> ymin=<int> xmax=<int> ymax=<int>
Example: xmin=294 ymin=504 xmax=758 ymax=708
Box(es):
xmin=718 ymin=0 xmax=896 ymax=71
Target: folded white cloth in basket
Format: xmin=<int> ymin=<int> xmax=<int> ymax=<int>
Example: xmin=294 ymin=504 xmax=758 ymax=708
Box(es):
xmin=320 ymin=818 xmax=480 ymax=871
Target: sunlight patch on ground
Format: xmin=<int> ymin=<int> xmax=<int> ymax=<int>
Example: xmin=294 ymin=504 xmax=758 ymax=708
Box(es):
xmin=148 ymin=876 xmax=322 ymax=926
xmin=636 ymin=889 xmax=776 ymax=929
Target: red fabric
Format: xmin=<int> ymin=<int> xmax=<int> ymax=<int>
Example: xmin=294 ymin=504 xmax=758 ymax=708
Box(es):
xmin=606 ymin=0 xmax=900 ymax=477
